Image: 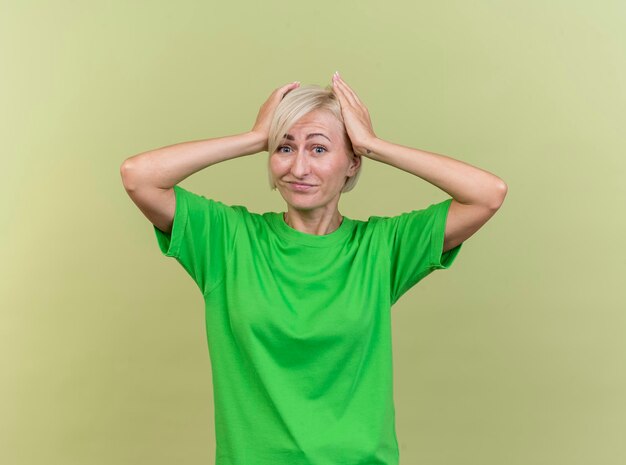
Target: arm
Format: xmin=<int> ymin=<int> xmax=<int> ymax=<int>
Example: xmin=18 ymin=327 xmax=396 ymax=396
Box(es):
xmin=119 ymin=81 xmax=301 ymax=233
xmin=119 ymin=131 xmax=266 ymax=234
xmin=365 ymin=138 xmax=506 ymax=208
xmin=119 ymin=131 xmax=266 ymax=191
xmin=364 ymin=137 xmax=508 ymax=252
xmin=331 ymin=72 xmax=507 ymax=253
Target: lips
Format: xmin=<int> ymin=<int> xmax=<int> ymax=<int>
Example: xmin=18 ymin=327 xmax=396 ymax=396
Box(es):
xmin=287 ymin=181 xmax=317 ymax=191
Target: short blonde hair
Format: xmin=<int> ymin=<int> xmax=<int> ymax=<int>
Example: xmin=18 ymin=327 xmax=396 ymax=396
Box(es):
xmin=267 ymin=83 xmax=362 ymax=193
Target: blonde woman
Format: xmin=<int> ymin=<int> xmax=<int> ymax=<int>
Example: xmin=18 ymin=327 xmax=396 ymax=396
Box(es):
xmin=120 ymin=71 xmax=507 ymax=465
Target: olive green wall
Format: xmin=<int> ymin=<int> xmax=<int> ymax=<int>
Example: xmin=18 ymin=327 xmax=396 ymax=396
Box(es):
xmin=2 ymin=1 xmax=625 ymax=464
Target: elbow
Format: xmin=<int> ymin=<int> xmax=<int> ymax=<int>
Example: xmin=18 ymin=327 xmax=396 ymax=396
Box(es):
xmin=489 ymin=180 xmax=508 ymax=210
xmin=120 ymin=159 xmax=142 ymax=191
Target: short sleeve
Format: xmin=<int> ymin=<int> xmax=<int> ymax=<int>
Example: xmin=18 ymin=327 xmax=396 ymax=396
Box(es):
xmin=153 ymin=185 xmax=241 ymax=295
xmin=379 ymin=198 xmax=463 ymax=305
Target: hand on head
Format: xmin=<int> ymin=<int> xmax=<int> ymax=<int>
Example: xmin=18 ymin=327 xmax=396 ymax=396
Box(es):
xmin=251 ymin=81 xmax=301 ymax=152
xmin=251 ymin=74 xmax=377 ymax=157
xmin=331 ymin=72 xmax=377 ymax=157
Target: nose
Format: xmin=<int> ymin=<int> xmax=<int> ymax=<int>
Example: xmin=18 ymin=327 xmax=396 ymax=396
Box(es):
xmin=290 ymin=149 xmax=311 ymax=178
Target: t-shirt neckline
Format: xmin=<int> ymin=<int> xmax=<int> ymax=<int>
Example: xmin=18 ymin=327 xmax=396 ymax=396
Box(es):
xmin=268 ymin=211 xmax=354 ymax=247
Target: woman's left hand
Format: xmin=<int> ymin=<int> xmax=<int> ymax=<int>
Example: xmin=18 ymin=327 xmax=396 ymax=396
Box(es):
xmin=332 ymin=72 xmax=377 ymax=157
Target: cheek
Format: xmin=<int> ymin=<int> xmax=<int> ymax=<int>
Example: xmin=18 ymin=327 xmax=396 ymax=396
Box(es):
xmin=269 ymin=157 xmax=285 ymax=173
xmin=326 ymin=158 xmax=351 ymax=178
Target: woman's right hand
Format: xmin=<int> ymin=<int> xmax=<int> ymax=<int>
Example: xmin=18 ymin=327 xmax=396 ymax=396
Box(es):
xmin=251 ymin=81 xmax=300 ymax=152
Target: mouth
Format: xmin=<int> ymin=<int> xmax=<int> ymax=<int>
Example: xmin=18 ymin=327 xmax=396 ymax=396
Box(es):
xmin=287 ymin=181 xmax=317 ymax=191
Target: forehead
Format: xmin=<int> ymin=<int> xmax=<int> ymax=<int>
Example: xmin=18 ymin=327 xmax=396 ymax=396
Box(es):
xmin=284 ymin=110 xmax=341 ymax=138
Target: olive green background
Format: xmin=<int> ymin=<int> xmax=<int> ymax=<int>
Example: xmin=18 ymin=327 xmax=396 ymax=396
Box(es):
xmin=2 ymin=1 xmax=625 ymax=464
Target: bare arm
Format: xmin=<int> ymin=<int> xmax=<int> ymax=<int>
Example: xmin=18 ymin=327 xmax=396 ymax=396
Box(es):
xmin=119 ymin=132 xmax=266 ymax=233
xmin=365 ymin=137 xmax=506 ymax=208
xmin=363 ymin=137 xmax=507 ymax=253
xmin=119 ymin=81 xmax=301 ymax=233
xmin=120 ymin=131 xmax=265 ymax=190
xmin=332 ymin=72 xmax=507 ymax=254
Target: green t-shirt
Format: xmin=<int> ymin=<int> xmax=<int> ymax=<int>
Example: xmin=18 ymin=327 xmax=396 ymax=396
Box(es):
xmin=154 ymin=184 xmax=462 ymax=465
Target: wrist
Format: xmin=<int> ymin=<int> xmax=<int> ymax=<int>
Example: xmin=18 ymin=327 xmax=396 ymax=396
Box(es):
xmin=246 ymin=130 xmax=269 ymax=153
xmin=361 ymin=137 xmax=382 ymax=159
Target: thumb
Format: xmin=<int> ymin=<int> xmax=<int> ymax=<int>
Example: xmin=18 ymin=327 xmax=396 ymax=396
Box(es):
xmin=278 ymin=81 xmax=300 ymax=99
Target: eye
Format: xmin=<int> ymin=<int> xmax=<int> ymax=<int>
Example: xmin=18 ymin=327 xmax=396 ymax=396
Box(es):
xmin=276 ymin=145 xmax=327 ymax=154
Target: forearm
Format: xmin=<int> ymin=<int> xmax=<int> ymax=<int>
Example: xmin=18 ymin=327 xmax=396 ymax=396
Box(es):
xmin=365 ymin=137 xmax=507 ymax=208
xmin=120 ymin=131 xmax=266 ymax=190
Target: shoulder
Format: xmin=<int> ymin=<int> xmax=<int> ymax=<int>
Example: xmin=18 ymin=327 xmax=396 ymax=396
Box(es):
xmin=355 ymin=201 xmax=450 ymax=240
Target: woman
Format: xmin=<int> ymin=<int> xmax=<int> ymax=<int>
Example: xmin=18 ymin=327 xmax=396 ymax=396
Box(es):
xmin=120 ymin=71 xmax=507 ymax=465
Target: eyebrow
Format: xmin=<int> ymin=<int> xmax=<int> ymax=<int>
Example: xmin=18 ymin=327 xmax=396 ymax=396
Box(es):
xmin=283 ymin=133 xmax=331 ymax=142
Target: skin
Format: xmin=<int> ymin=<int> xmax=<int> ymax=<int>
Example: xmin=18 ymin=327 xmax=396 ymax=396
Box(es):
xmin=259 ymin=71 xmax=507 ymax=248
xmin=269 ymin=109 xmax=361 ymax=235
xmin=123 ymin=73 xmax=505 ymax=250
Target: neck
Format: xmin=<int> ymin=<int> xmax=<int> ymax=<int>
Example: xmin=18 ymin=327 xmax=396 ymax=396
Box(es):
xmin=283 ymin=208 xmax=344 ymax=235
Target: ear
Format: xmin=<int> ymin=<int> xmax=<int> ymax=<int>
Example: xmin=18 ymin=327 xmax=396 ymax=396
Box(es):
xmin=348 ymin=154 xmax=362 ymax=176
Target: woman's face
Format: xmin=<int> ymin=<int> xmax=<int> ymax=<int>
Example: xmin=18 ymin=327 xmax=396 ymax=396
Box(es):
xmin=270 ymin=109 xmax=360 ymax=214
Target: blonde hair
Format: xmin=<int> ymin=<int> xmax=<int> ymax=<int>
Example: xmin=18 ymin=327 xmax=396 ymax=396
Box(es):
xmin=267 ymin=83 xmax=362 ymax=193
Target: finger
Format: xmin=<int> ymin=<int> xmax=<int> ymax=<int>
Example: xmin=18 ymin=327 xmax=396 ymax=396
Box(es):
xmin=337 ymin=75 xmax=367 ymax=112
xmin=331 ymin=79 xmax=346 ymax=107
xmin=337 ymin=81 xmax=370 ymax=122
xmin=276 ymin=81 xmax=301 ymax=99
xmin=335 ymin=75 xmax=363 ymax=106
xmin=332 ymin=76 xmax=350 ymax=103
xmin=333 ymin=75 xmax=358 ymax=107
xmin=333 ymin=76 xmax=358 ymax=108
xmin=278 ymin=81 xmax=300 ymax=90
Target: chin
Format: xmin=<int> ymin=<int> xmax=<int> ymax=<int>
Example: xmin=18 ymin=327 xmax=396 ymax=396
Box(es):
xmin=285 ymin=199 xmax=317 ymax=211
xmin=280 ymin=193 xmax=320 ymax=210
